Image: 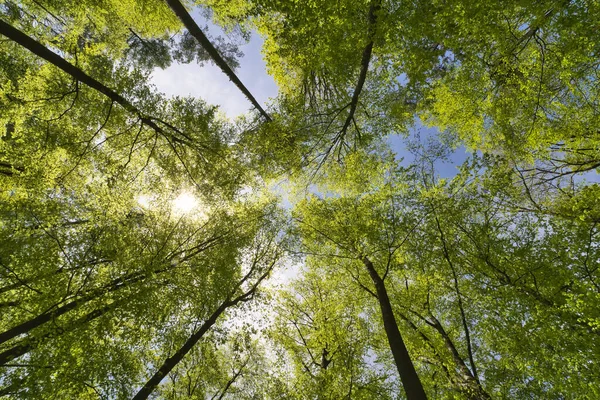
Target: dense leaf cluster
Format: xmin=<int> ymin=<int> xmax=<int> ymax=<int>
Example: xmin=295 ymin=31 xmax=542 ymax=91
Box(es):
xmin=1 ymin=0 xmax=599 ymax=399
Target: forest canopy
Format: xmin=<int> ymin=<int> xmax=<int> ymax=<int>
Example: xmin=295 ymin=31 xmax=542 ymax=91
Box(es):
xmin=1 ymin=0 xmax=599 ymax=399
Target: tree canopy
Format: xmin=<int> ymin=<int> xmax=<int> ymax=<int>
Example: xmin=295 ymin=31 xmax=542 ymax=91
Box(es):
xmin=1 ymin=0 xmax=599 ymax=398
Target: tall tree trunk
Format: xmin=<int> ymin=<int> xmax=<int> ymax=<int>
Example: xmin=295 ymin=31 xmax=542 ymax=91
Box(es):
xmin=163 ymin=0 xmax=271 ymax=122
xmin=0 ymin=260 xmax=180 ymax=346
xmin=132 ymin=299 xmax=228 ymax=399
xmin=133 ymin=260 xmax=275 ymax=399
xmin=212 ymin=358 xmax=248 ymax=400
xmin=0 ymin=271 xmax=144 ymax=345
xmin=0 ymin=20 xmax=196 ymax=147
xmin=338 ymin=1 xmax=380 ymax=137
xmin=361 ymin=256 xmax=428 ymax=400
xmin=428 ymin=316 xmax=490 ymax=400
xmin=399 ymin=309 xmax=491 ymax=400
xmin=0 ymin=233 xmax=222 ymax=345
xmin=0 ymin=299 xmax=119 ymax=365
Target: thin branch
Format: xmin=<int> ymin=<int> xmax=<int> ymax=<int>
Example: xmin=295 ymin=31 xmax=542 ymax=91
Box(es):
xmin=433 ymin=214 xmax=479 ymax=382
xmin=338 ymin=2 xmax=380 ymax=139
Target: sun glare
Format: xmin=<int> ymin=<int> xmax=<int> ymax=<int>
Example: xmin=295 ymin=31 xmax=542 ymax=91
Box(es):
xmin=137 ymin=195 xmax=152 ymax=209
xmin=173 ymin=192 xmax=197 ymax=213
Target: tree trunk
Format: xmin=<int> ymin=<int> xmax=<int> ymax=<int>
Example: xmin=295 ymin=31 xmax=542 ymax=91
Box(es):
xmin=132 ymin=296 xmax=238 ymax=400
xmin=164 ymin=0 xmax=271 ymax=122
xmin=339 ymin=1 xmax=380 ymax=137
xmin=0 ymin=299 xmax=118 ymax=365
xmin=0 ymin=260 xmax=178 ymax=345
xmin=429 ymin=316 xmax=491 ymax=400
xmin=0 ymin=234 xmax=221 ymax=345
xmin=0 ymin=20 xmax=193 ymax=147
xmin=133 ymin=257 xmax=275 ymax=399
xmin=213 ymin=358 xmax=247 ymax=400
xmin=361 ymin=256 xmax=427 ymax=400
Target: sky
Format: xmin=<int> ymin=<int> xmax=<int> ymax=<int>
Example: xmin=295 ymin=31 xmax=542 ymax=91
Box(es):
xmin=151 ymin=28 xmax=278 ymax=120
xmin=149 ymin=14 xmax=468 ymax=180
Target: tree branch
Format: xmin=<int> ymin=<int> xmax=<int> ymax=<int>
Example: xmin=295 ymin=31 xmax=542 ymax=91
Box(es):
xmin=338 ymin=1 xmax=380 ymax=140
xmin=163 ymin=0 xmax=271 ymax=121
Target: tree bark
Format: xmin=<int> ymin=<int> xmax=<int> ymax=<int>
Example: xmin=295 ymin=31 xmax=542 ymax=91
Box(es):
xmin=0 ymin=259 xmax=182 ymax=346
xmin=429 ymin=316 xmax=491 ymax=400
xmin=0 ymin=234 xmax=222 ymax=345
xmin=163 ymin=0 xmax=271 ymax=122
xmin=132 ymin=300 xmax=230 ymax=400
xmin=0 ymin=270 xmax=146 ymax=346
xmin=0 ymin=20 xmax=195 ymax=147
xmin=339 ymin=1 xmax=380 ymax=137
xmin=0 ymin=299 xmax=118 ymax=365
xmin=132 ymin=294 xmax=255 ymax=399
xmin=213 ymin=358 xmax=247 ymax=400
xmin=361 ymin=256 xmax=427 ymax=400
xmin=133 ymin=257 xmax=275 ymax=399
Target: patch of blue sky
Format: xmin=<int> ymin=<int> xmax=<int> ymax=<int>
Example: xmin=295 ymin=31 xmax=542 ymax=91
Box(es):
xmin=150 ymin=13 xmax=277 ymax=120
xmin=387 ymin=123 xmax=469 ymax=179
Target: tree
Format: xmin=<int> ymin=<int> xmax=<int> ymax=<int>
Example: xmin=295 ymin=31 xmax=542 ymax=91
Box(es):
xmin=210 ymin=0 xmax=600 ymax=194
xmin=155 ymin=330 xmax=268 ymax=400
xmin=1 ymin=6 xmax=281 ymax=397
xmin=133 ymin=219 xmax=284 ymax=399
xmin=2 ymin=0 xmax=600 ymax=398
xmin=292 ymin=152 xmax=429 ymax=399
xmin=403 ymin=157 xmax=600 ymax=398
xmin=290 ymin=150 xmax=599 ymax=398
xmin=268 ymin=265 xmax=399 ymax=399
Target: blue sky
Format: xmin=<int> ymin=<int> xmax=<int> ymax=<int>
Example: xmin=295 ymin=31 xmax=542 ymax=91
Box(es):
xmin=150 ymin=16 xmax=468 ymax=179
xmin=151 ymin=29 xmax=278 ymax=119
xmin=388 ymin=127 xmax=470 ymax=179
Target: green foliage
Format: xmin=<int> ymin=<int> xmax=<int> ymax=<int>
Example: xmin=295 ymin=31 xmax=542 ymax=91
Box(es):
xmin=1 ymin=0 xmax=600 ymax=398
xmin=267 ymin=266 xmax=398 ymax=399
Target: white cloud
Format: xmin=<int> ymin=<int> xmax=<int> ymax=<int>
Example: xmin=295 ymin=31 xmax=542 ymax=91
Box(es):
xmin=151 ymin=62 xmax=247 ymax=118
xmin=150 ymin=33 xmax=278 ymax=120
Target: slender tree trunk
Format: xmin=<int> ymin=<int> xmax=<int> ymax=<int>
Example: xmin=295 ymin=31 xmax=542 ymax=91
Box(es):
xmin=339 ymin=1 xmax=380 ymax=137
xmin=163 ymin=0 xmax=271 ymax=121
xmin=429 ymin=316 xmax=491 ymax=400
xmin=0 ymin=271 xmax=143 ymax=345
xmin=400 ymin=309 xmax=490 ymax=399
xmin=213 ymin=358 xmax=247 ymax=400
xmin=0 ymin=233 xmax=222 ymax=345
xmin=0 ymin=255 xmax=100 ymax=296
xmin=0 ymin=259 xmax=180 ymax=346
xmin=132 ymin=300 xmax=228 ymax=400
xmin=396 ymin=311 xmax=454 ymax=382
xmin=0 ymin=380 xmax=23 ymax=397
xmin=0 ymin=20 xmax=194 ymax=147
xmin=0 ymin=281 xmax=25 ymax=295
xmin=133 ymin=258 xmax=275 ymax=399
xmin=361 ymin=256 xmax=427 ymax=400
xmin=0 ymin=299 xmax=118 ymax=365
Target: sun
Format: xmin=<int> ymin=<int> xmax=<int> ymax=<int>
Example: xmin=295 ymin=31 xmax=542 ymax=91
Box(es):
xmin=137 ymin=191 xmax=205 ymax=218
xmin=173 ymin=192 xmax=197 ymax=213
